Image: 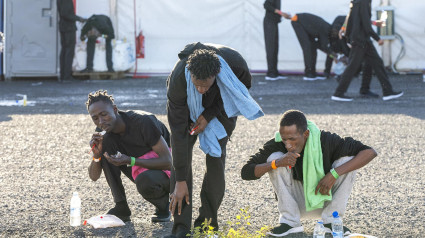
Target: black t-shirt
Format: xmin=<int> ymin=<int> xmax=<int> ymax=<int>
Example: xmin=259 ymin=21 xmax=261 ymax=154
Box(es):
xmin=101 ymin=111 xmax=170 ymax=158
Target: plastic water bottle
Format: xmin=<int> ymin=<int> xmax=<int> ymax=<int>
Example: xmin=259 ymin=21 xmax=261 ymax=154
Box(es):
xmin=313 ymin=220 xmax=326 ymax=238
xmin=331 ymin=211 xmax=343 ymax=238
xmin=70 ymin=192 xmax=81 ymax=226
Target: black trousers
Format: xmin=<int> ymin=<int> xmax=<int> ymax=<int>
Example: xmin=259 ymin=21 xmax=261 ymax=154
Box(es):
xmin=170 ymin=117 xmax=236 ymax=235
xmin=59 ymin=31 xmax=76 ymax=79
xmin=292 ymin=21 xmax=329 ymax=77
xmin=335 ymin=41 xmax=394 ymax=96
xmin=101 ymin=159 xmax=170 ymax=213
xmin=86 ymin=36 xmax=113 ymax=71
xmin=264 ymin=17 xmax=279 ymax=77
xmin=325 ymin=56 xmax=373 ymax=93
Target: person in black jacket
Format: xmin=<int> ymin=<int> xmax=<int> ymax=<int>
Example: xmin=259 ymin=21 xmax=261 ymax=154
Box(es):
xmin=330 ymin=15 xmax=378 ymax=98
xmin=332 ymin=0 xmax=403 ymax=101
xmin=165 ymin=42 xmax=252 ymax=238
xmin=263 ymin=0 xmax=291 ymax=80
xmin=285 ymin=13 xmax=337 ymax=80
xmin=86 ymin=90 xmax=172 ymax=223
xmin=57 ymin=0 xmax=86 ymax=81
xmin=241 ymin=110 xmax=377 ymax=237
xmin=80 ymin=15 xmax=115 ymax=73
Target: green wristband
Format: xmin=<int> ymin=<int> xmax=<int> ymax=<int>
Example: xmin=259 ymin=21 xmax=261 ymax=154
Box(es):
xmin=129 ymin=157 xmax=136 ymax=167
xmin=330 ymin=168 xmax=339 ymax=179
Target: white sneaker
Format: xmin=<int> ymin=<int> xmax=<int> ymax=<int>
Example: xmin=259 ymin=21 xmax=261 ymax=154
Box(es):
xmin=265 ymin=76 xmax=279 ymax=81
xmin=278 ymin=75 xmax=288 ymax=80
xmin=315 ymin=76 xmax=327 ymax=80
xmin=303 ymin=76 xmax=317 ymax=81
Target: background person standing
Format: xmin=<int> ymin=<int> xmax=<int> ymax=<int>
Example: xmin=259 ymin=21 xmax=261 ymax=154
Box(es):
xmin=263 ymin=0 xmax=290 ymax=81
xmin=57 ymin=0 xmax=86 ymax=81
xmin=332 ymin=0 xmax=403 ymax=101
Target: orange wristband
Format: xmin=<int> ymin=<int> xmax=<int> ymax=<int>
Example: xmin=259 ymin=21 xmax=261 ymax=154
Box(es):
xmin=93 ymin=157 xmax=101 ymax=162
xmin=271 ymin=160 xmax=277 ymax=169
xmin=341 ymin=26 xmax=346 ymax=31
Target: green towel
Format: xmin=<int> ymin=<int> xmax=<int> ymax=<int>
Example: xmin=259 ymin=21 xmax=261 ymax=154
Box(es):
xmin=274 ymin=120 xmax=331 ymax=211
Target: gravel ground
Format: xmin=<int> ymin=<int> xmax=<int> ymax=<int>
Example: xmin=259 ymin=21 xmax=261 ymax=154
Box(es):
xmin=0 ymin=74 xmax=424 ymax=237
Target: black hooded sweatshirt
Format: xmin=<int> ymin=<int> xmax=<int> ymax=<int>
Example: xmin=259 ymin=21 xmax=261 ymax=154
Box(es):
xmin=166 ymin=42 xmax=251 ymax=181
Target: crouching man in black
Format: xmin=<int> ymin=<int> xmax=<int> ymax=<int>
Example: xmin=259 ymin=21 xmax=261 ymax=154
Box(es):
xmin=86 ymin=90 xmax=171 ymax=223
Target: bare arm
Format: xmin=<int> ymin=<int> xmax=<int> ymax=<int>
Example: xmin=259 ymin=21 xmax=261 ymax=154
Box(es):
xmin=133 ymin=136 xmax=171 ymax=170
xmin=315 ymin=148 xmax=377 ymax=195
xmin=88 ymin=133 xmax=103 ymax=181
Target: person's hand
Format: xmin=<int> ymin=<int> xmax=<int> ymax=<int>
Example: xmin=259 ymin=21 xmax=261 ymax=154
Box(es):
xmin=276 ymin=151 xmax=300 ymax=168
xmin=80 ymin=35 xmax=86 ymax=41
xmin=375 ymin=20 xmax=385 ymax=27
xmin=338 ymin=28 xmax=346 ymax=40
xmin=103 ymin=151 xmax=131 ymax=166
xmin=169 ymin=181 xmax=190 ymax=216
xmin=191 ymin=115 xmax=208 ymax=135
xmin=281 ymin=12 xmax=292 ymax=20
xmin=315 ymin=172 xmax=337 ymax=196
xmin=90 ymin=132 xmax=103 ymax=158
xmin=378 ymin=39 xmax=384 ymax=46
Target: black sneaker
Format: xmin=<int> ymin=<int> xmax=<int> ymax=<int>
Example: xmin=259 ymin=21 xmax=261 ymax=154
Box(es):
xmin=382 ymin=91 xmax=403 ymax=101
xmin=151 ymin=211 xmax=171 ymax=223
xmin=163 ymin=229 xmax=191 ymax=238
xmin=80 ymin=68 xmax=94 ymax=73
xmin=360 ymin=90 xmax=379 ymax=98
xmin=266 ymin=223 xmax=304 ymax=237
xmin=107 ymin=202 xmax=131 ymax=222
xmin=323 ymin=223 xmax=351 ymax=236
xmin=331 ymin=94 xmax=353 ymax=102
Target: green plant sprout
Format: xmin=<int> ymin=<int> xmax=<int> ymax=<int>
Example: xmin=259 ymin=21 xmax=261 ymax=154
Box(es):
xmin=190 ymin=207 xmax=271 ymax=238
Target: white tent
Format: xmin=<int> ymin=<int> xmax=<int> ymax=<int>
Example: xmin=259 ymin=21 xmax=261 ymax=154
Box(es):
xmin=75 ymin=0 xmax=425 ymax=74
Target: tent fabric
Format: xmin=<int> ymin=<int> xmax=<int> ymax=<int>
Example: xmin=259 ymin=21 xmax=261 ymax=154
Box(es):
xmin=75 ymin=0 xmax=425 ymax=73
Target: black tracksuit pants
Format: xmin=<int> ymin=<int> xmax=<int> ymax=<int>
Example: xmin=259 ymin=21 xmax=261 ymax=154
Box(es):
xmin=170 ymin=116 xmax=237 ymax=235
xmin=292 ymin=21 xmax=329 ymax=77
xmin=335 ymin=41 xmax=394 ymax=96
xmin=59 ymin=31 xmax=76 ymax=79
xmin=86 ymin=36 xmax=113 ymax=71
xmin=263 ymin=17 xmax=279 ymax=77
xmin=101 ymin=159 xmax=170 ymax=214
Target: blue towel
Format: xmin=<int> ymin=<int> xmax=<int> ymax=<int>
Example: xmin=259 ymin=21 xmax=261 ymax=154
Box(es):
xmin=185 ymin=55 xmax=264 ymax=157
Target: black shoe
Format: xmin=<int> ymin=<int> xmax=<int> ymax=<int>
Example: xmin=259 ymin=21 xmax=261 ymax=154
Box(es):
xmin=107 ymin=202 xmax=131 ymax=222
xmin=331 ymin=94 xmax=353 ymax=102
xmin=151 ymin=211 xmax=171 ymax=223
xmin=360 ymin=90 xmax=379 ymax=98
xmin=323 ymin=223 xmax=351 ymax=236
xmin=163 ymin=230 xmax=190 ymax=238
xmin=266 ymin=223 xmax=304 ymax=237
xmin=80 ymin=68 xmax=93 ymax=73
xmin=382 ymin=91 xmax=403 ymax=101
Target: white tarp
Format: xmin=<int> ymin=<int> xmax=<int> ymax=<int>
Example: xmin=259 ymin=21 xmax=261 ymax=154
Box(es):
xmin=75 ymin=0 xmax=425 ymax=73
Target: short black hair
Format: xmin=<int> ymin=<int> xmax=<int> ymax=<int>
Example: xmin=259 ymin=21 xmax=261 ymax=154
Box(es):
xmin=279 ymin=110 xmax=307 ymax=134
xmin=86 ymin=90 xmax=114 ymax=110
xmin=186 ymin=49 xmax=221 ymax=80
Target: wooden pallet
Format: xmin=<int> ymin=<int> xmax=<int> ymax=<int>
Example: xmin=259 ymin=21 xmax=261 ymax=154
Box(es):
xmin=73 ymin=71 xmax=125 ymax=80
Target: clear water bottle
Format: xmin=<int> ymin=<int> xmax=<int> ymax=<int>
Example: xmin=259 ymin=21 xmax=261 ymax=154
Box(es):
xmin=70 ymin=191 xmax=81 ymax=226
xmin=331 ymin=211 xmax=343 ymax=238
xmin=313 ymin=220 xmax=326 ymax=238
